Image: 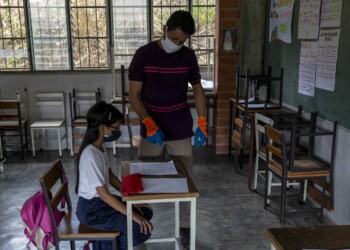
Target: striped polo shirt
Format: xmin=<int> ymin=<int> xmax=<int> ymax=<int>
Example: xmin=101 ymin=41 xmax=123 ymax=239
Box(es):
xmin=128 ymin=41 xmax=201 ymax=141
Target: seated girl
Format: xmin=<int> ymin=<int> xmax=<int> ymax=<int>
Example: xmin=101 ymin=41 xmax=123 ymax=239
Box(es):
xmin=75 ymin=101 xmax=153 ymax=250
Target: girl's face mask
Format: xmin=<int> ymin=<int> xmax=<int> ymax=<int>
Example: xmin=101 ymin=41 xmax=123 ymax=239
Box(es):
xmin=103 ymin=130 xmax=121 ymax=142
xmin=161 ymin=34 xmax=183 ymax=54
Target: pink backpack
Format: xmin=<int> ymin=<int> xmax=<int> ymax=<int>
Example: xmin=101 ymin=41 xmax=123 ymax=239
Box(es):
xmin=20 ymin=190 xmax=65 ymax=250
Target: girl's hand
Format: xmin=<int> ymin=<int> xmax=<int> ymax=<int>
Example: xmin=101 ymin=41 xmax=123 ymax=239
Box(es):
xmin=133 ymin=203 xmax=153 ymax=215
xmin=132 ymin=213 xmax=153 ymax=235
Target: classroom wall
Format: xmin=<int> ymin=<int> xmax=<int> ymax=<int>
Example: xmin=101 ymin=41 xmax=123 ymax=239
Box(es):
xmin=265 ymin=0 xmax=350 ymax=224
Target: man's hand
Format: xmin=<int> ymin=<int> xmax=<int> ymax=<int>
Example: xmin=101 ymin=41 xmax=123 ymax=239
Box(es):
xmin=142 ymin=117 xmax=164 ymax=146
xmin=194 ymin=116 xmax=208 ymax=147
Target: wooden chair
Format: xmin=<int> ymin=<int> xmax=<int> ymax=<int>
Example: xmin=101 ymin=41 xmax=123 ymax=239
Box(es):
xmin=264 ymin=124 xmax=333 ymax=224
xmin=30 ymin=92 xmax=68 ymax=157
xmin=232 ymin=117 xmax=248 ymax=172
xmin=125 ymin=105 xmax=141 ymax=160
xmin=0 ymin=90 xmax=29 ymax=159
xmin=69 ymin=88 xmax=101 ymax=156
xmin=39 ymin=159 xmax=119 ymax=249
xmin=253 ymin=109 xmax=308 ymax=201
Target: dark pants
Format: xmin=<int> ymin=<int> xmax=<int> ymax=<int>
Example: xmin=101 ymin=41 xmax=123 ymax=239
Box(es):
xmin=76 ymin=196 xmax=153 ymax=250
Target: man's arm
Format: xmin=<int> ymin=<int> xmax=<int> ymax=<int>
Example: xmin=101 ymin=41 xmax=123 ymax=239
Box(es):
xmin=129 ymin=80 xmax=149 ymax=120
xmin=192 ymin=83 xmax=206 ymax=117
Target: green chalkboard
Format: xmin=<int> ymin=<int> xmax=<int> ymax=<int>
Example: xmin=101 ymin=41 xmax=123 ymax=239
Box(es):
xmin=265 ymin=0 xmax=350 ymax=129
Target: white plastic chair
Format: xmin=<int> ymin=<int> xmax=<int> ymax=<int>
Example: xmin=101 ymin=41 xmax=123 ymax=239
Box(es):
xmin=30 ymin=92 xmax=68 ymax=157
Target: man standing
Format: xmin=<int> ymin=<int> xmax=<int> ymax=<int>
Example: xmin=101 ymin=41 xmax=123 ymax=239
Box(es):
xmin=128 ymin=10 xmax=207 ymax=249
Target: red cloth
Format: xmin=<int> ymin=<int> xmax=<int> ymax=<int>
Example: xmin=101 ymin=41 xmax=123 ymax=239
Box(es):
xmin=122 ymin=173 xmax=144 ymax=195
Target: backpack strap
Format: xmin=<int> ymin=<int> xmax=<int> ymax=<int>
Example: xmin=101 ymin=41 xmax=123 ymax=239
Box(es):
xmin=26 ymin=192 xmax=46 ymax=248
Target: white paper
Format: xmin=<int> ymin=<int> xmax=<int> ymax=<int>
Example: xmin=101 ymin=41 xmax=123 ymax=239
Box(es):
xmin=320 ymin=0 xmax=343 ymax=28
xmin=316 ymin=29 xmax=340 ymax=91
xmin=298 ymin=0 xmax=321 ymax=39
xmin=141 ymin=178 xmax=189 ymax=193
xmin=269 ymin=0 xmax=295 ymax=43
xmin=298 ymin=41 xmax=318 ymax=96
xmin=130 ymin=161 xmax=178 ymax=175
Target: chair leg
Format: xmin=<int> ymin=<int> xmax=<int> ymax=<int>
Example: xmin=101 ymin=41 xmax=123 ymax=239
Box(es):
xmin=58 ymin=128 xmax=62 ymax=157
xmin=319 ymin=177 xmax=327 ymax=223
xmin=280 ymin=177 xmax=287 ymax=224
xmin=113 ymin=141 xmax=116 ymax=155
xmin=267 ymin=171 xmax=273 ymax=205
xmin=264 ymin=169 xmax=269 ymax=209
xmin=253 ymin=155 xmax=260 ymax=190
xmin=112 ymin=237 xmax=118 ymax=250
xmin=19 ymin=124 xmax=24 ymax=159
xmin=302 ymin=180 xmax=308 ymax=202
xmin=69 ymin=240 xmax=75 ymax=250
xmin=31 ymin=128 xmax=36 ymax=157
xmin=24 ymin=124 xmax=29 ymax=152
xmin=70 ymin=128 xmax=74 ymax=157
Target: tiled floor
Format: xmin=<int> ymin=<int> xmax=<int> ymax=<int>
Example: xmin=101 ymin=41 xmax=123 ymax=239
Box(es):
xmin=0 ymin=147 xmax=332 ymax=250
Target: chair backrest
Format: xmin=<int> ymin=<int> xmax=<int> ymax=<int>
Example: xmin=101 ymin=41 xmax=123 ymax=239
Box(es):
xmin=232 ymin=117 xmax=244 ymax=147
xmin=265 ymin=125 xmax=287 ymax=174
xmin=70 ymin=88 xmax=101 ymax=120
xmin=126 ymin=105 xmax=141 ymax=150
xmin=255 ymin=113 xmax=274 ymax=157
xmin=35 ymin=92 xmax=66 ymax=121
xmin=0 ymin=100 xmax=24 ymax=127
xmin=0 ymin=89 xmax=28 ymax=121
xmin=39 ymin=159 xmax=72 ymax=244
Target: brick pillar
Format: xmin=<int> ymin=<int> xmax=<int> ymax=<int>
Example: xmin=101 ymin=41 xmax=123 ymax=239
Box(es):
xmin=214 ymin=0 xmax=240 ymax=154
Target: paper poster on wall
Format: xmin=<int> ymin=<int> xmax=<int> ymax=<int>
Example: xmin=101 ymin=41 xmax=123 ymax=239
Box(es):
xmin=298 ymin=0 xmax=321 ymax=39
xmin=316 ymin=29 xmax=340 ymax=91
xmin=298 ymin=41 xmax=318 ymax=96
xmin=320 ymin=0 xmax=343 ymax=27
xmin=269 ymin=0 xmax=295 ymax=43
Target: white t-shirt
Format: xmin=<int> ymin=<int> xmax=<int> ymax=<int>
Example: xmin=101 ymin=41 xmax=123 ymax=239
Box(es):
xmin=78 ymin=144 xmax=110 ymax=199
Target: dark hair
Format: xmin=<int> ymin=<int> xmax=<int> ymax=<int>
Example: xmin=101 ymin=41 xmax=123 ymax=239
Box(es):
xmin=166 ymin=10 xmax=195 ymax=35
xmin=75 ymin=101 xmax=123 ymax=194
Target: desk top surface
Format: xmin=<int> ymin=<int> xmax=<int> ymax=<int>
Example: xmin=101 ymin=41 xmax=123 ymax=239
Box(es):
xmin=121 ymin=160 xmax=199 ymax=201
xmin=266 ymin=225 xmax=350 ymax=250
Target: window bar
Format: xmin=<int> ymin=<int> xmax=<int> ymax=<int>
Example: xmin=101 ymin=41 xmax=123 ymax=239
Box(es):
xmin=148 ymin=0 xmax=152 ymax=42
xmin=58 ymin=1 xmax=63 ymax=67
xmin=0 ymin=10 xmax=8 ymax=68
xmin=37 ymin=5 xmax=44 ymax=68
xmin=106 ymin=0 xmax=112 ymax=69
xmin=76 ymin=0 xmax=82 ymax=68
xmin=94 ymin=0 xmax=100 ymax=67
xmin=65 ymin=0 xmax=73 ymax=69
xmin=7 ymin=1 xmax=17 ymax=68
xmin=85 ymin=4 xmax=91 ymax=67
xmin=47 ymin=1 xmax=54 ymax=67
xmin=188 ymin=0 xmax=192 ymax=48
xmin=17 ymin=0 xmax=24 ymax=68
xmin=23 ymin=0 xmax=32 ymax=70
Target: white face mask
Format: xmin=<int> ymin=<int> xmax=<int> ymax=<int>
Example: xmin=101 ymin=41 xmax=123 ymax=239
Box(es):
xmin=160 ymin=34 xmax=183 ymax=54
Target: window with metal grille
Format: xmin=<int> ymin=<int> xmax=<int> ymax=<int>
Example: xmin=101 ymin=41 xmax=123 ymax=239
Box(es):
xmin=0 ymin=0 xmax=215 ymax=72
xmin=70 ymin=0 xmax=108 ymax=69
xmin=192 ymin=0 xmax=215 ymax=67
xmin=112 ymin=0 xmax=148 ymax=70
xmin=0 ymin=0 xmax=29 ymax=71
xmin=28 ymin=0 xmax=69 ymax=70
